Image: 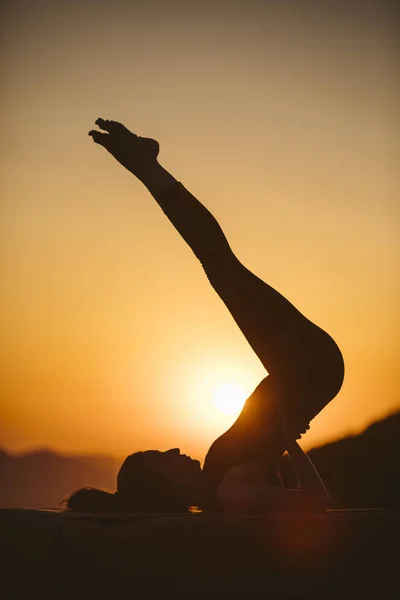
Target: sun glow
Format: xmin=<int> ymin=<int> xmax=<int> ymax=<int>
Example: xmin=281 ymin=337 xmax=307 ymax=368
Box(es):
xmin=180 ymin=358 xmax=265 ymax=449
xmin=212 ymin=382 xmax=247 ymax=415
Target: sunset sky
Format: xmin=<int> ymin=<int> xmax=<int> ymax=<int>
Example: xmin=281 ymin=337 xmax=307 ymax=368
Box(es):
xmin=1 ymin=0 xmax=398 ymax=462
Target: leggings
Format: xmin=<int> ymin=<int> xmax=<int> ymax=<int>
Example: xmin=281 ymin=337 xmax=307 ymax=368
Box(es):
xmin=157 ymin=182 xmax=344 ymax=493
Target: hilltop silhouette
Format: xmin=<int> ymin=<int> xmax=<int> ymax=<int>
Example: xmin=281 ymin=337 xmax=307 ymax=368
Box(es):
xmin=309 ymin=411 xmax=400 ymax=509
xmin=1 ymin=411 xmax=398 ymax=509
xmin=0 ymin=449 xmax=120 ymax=509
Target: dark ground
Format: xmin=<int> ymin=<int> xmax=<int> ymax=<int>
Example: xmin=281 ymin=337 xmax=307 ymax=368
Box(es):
xmin=1 ymin=508 xmax=399 ymax=600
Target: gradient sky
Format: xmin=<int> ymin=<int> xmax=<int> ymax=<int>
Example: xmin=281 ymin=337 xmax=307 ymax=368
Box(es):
xmin=1 ymin=0 xmax=398 ymax=461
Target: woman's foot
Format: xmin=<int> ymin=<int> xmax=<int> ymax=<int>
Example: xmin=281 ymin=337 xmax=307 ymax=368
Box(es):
xmin=89 ymin=118 xmax=160 ymax=180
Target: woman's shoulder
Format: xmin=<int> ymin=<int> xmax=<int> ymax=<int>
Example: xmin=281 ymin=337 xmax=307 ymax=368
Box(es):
xmin=215 ymin=462 xmax=267 ymax=512
xmin=219 ymin=462 xmax=265 ymax=483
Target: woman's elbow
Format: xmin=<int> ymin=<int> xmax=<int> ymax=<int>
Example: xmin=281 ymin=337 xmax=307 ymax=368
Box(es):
xmin=299 ymin=490 xmax=332 ymax=513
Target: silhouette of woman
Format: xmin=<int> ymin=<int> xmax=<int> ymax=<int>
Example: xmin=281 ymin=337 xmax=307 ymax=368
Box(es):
xmin=87 ymin=118 xmax=344 ymax=512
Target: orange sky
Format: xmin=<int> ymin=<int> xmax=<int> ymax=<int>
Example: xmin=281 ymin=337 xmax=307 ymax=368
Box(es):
xmin=0 ymin=0 xmax=398 ymax=461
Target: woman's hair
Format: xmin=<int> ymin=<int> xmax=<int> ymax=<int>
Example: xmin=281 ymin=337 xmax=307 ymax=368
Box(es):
xmin=62 ymin=451 xmax=194 ymax=513
xmin=60 ymin=486 xmax=118 ymax=513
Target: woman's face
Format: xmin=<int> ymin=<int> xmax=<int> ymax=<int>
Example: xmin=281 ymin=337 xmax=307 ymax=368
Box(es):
xmin=143 ymin=448 xmax=202 ymax=487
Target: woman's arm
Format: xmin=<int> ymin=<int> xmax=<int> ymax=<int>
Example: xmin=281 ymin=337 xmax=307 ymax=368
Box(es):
xmin=216 ymin=451 xmax=331 ymax=514
xmin=286 ymin=441 xmax=330 ymax=497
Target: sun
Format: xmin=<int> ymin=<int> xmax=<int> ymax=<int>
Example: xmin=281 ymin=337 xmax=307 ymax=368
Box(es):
xmin=212 ymin=382 xmax=247 ymax=416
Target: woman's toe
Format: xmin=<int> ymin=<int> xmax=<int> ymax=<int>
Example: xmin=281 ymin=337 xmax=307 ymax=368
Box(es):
xmin=89 ymin=130 xmax=111 ymax=147
xmin=95 ymin=118 xmax=110 ymax=131
xmin=107 ymin=120 xmax=135 ymax=136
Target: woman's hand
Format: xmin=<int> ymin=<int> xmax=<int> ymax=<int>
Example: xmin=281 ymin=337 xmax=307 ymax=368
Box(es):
xmin=89 ymin=118 xmax=160 ymax=181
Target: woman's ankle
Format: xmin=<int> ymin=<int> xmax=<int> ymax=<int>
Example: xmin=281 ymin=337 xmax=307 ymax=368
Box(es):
xmin=140 ymin=162 xmax=178 ymax=198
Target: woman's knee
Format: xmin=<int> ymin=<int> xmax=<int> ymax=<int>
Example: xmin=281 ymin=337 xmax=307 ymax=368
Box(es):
xmin=304 ymin=335 xmax=345 ymax=404
xmin=321 ymin=336 xmax=344 ymax=396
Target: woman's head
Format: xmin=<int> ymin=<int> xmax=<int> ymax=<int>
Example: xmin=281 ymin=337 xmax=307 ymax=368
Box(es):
xmin=117 ymin=449 xmax=203 ymax=512
xmin=62 ymin=448 xmax=203 ymax=513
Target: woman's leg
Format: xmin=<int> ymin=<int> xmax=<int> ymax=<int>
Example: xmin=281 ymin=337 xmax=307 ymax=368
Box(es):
xmin=155 ymin=181 xmax=344 ymax=425
xmin=89 ymin=119 xmax=344 ymax=447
